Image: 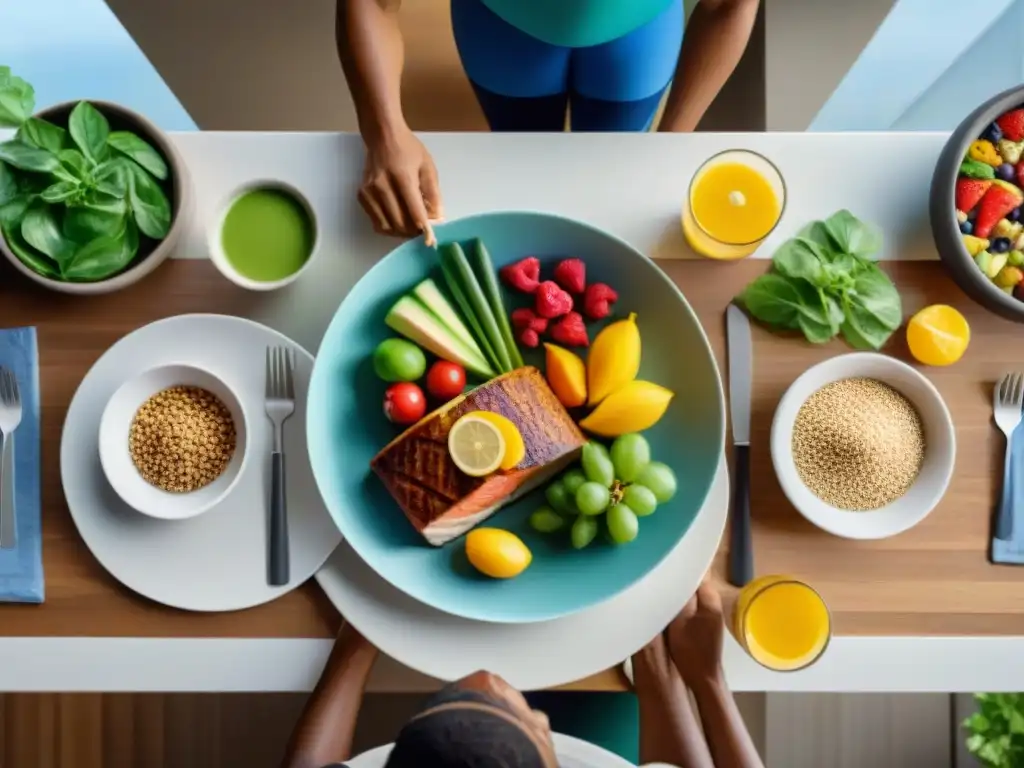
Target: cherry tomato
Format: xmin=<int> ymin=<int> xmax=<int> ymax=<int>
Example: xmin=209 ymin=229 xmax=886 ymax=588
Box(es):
xmin=426 ymin=361 xmax=467 ymax=401
xmin=383 ymin=382 xmax=427 ymax=425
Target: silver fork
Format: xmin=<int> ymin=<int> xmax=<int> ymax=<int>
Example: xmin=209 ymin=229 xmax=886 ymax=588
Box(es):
xmin=994 ymin=372 xmax=1024 ymax=541
xmin=265 ymin=346 xmax=296 ymax=586
xmin=0 ymin=368 xmax=23 ymax=550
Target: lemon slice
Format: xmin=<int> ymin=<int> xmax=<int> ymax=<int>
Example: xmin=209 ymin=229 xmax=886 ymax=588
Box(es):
xmin=448 ymin=414 xmax=506 ymax=477
xmin=474 ymin=411 xmax=525 ymax=470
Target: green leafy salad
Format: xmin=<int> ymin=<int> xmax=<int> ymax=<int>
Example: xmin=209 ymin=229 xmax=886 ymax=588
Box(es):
xmin=0 ymin=66 xmax=172 ymax=283
xmin=738 ymin=210 xmax=902 ymax=349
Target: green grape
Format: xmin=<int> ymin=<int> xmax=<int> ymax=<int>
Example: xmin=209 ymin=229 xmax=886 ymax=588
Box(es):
xmin=575 ymin=481 xmax=611 ymax=516
xmin=622 ymin=484 xmax=658 ymax=517
xmin=571 ymin=515 xmax=599 ymax=550
xmin=545 ymin=481 xmax=571 ymax=515
xmin=562 ymin=468 xmax=587 ymax=496
xmin=581 ymin=441 xmax=616 ymax=487
xmin=529 ymin=506 xmax=568 ymax=533
xmin=607 ymin=504 xmax=639 ymax=544
xmin=635 ymin=462 xmax=677 ymax=503
xmin=610 ymin=433 xmax=651 ymax=483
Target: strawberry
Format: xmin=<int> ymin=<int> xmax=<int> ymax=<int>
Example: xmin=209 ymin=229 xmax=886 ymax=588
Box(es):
xmin=997 ymin=109 xmax=1024 ymax=142
xmin=553 ymin=258 xmax=586 ymax=294
xmin=518 ymin=328 xmax=541 ymax=348
xmin=534 ymin=281 xmax=573 ymax=319
xmin=510 ymin=307 xmax=548 ymax=333
xmin=955 ymin=178 xmax=991 ymax=213
xmin=549 ymin=312 xmax=589 ymax=347
xmin=582 ymin=283 xmax=618 ymax=320
xmin=975 ymin=181 xmax=1024 ymax=239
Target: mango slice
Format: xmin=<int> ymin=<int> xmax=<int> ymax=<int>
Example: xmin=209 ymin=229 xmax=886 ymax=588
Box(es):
xmin=544 ymin=343 xmax=587 ymax=408
xmin=587 ymin=313 xmax=641 ymax=406
xmin=579 ymin=380 xmax=675 ymax=437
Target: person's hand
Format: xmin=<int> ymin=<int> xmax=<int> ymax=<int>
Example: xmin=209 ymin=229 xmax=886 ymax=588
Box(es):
xmin=666 ymin=580 xmax=726 ymax=687
xmin=358 ymin=127 xmax=443 ymax=243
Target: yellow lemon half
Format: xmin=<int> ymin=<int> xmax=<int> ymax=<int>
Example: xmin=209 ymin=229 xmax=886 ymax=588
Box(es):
xmin=465 ymin=528 xmax=532 ymax=579
xmin=448 ymin=414 xmax=506 ymax=477
xmin=474 ymin=411 xmax=525 ymax=470
xmin=906 ymin=305 xmax=970 ymax=366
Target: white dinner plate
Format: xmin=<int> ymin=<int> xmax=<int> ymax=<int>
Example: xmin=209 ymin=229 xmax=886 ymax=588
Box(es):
xmin=316 ymin=456 xmax=728 ymax=690
xmin=61 ymin=314 xmax=342 ymax=611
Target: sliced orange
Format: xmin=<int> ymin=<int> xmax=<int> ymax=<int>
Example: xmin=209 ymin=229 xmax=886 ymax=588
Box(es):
xmin=906 ymin=305 xmax=970 ymax=366
xmin=475 ymin=411 xmax=525 ymax=470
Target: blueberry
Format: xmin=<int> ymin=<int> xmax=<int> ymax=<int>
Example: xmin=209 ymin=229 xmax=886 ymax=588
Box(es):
xmin=993 ymin=237 xmax=1012 ymax=253
xmin=1010 ymin=207 xmax=1022 ymax=222
xmin=960 ymin=220 xmax=974 ymax=234
xmin=983 ymin=123 xmax=1004 ymax=143
xmin=997 ymin=163 xmax=1016 ymax=181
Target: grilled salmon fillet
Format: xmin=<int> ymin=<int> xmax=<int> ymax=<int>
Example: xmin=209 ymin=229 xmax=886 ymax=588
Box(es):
xmin=371 ymin=367 xmax=586 ymax=546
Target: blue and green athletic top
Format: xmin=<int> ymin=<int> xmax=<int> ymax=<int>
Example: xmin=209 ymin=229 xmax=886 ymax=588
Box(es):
xmin=479 ymin=0 xmax=676 ymax=47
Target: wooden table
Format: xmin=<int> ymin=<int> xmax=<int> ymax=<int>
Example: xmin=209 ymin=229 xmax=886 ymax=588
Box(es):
xmin=4 ymin=251 xmax=1021 ymax=692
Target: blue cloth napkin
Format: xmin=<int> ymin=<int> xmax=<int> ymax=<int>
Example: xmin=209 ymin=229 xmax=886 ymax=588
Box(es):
xmin=992 ymin=420 xmax=1024 ymax=565
xmin=0 ymin=327 xmax=43 ymax=601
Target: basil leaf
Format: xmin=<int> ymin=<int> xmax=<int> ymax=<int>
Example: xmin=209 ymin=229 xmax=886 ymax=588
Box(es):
xmin=798 ymin=312 xmax=835 ymax=344
xmin=798 ymin=220 xmax=835 ymax=252
xmin=40 ymin=180 xmax=81 ymax=204
xmin=774 ymin=237 xmax=827 ymax=286
xmin=0 ymin=162 xmax=17 ymax=206
xmin=1 ymin=223 xmax=59 ymax=278
xmin=848 ymin=263 xmax=902 ymax=330
xmin=126 ymin=161 xmax=171 ymax=239
xmin=0 ymin=67 xmax=9 ymax=87
xmin=841 ymin=296 xmax=893 ymax=350
xmin=68 ymin=101 xmax=110 ymax=163
xmin=0 ymin=139 xmax=59 ymax=172
xmin=0 ymin=75 xmax=35 ymax=127
xmin=91 ymin=159 xmax=128 ymax=198
xmin=62 ymin=228 xmax=134 ymax=281
xmin=20 ymin=203 xmax=73 ymax=262
xmin=738 ymin=273 xmax=833 ymax=332
xmin=106 ymin=131 xmax=168 ymax=180
xmin=823 ymin=209 xmax=882 ymax=259
xmin=17 ymin=117 xmax=66 ymax=153
xmin=63 ymin=197 xmax=127 ymax=242
xmin=57 ymin=148 xmax=90 ymax=182
xmin=0 ymin=195 xmax=31 ymax=227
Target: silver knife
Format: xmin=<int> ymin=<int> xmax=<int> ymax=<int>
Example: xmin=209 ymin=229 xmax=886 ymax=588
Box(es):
xmin=0 ymin=434 xmax=14 ymax=549
xmin=726 ymin=304 xmax=753 ymax=587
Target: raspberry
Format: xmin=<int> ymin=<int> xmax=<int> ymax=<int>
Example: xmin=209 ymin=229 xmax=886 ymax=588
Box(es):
xmin=534 ymin=281 xmax=573 ymax=319
xmin=549 ymin=312 xmax=588 ymax=347
xmin=510 ymin=307 xmax=548 ymax=333
xmin=499 ymin=257 xmax=541 ymax=294
xmin=553 ymin=258 xmax=586 ymax=294
xmin=519 ymin=328 xmax=540 ymax=348
xmin=583 ymin=283 xmax=618 ymax=321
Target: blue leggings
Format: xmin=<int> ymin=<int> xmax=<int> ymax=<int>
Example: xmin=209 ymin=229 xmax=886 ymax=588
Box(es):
xmin=451 ymin=0 xmax=684 ymax=132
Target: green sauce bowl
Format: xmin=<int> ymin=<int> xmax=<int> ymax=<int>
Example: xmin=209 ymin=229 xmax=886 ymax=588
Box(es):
xmin=209 ymin=180 xmax=320 ymax=291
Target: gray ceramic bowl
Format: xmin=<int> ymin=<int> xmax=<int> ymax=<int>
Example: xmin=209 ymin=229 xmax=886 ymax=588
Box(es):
xmin=0 ymin=100 xmax=191 ymax=295
xmin=930 ymin=84 xmax=1024 ymax=322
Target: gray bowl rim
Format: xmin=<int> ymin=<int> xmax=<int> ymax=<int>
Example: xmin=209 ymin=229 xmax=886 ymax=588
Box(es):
xmin=930 ymin=84 xmax=1024 ymax=318
xmin=0 ymin=99 xmax=190 ymax=294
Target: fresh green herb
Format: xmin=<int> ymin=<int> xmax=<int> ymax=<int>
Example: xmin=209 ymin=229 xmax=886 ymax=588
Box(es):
xmin=0 ymin=66 xmax=173 ymax=283
xmin=963 ymin=693 xmax=1024 ymax=768
xmin=737 ymin=210 xmax=901 ymax=349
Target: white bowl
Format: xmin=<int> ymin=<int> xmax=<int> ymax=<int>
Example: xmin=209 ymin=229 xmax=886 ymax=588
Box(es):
xmin=771 ymin=353 xmax=955 ymax=540
xmin=208 ymin=179 xmax=320 ymax=291
xmin=99 ymin=364 xmax=249 ymax=520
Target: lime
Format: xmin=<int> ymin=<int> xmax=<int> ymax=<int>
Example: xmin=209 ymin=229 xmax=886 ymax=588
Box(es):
xmin=373 ymin=339 xmax=427 ymax=382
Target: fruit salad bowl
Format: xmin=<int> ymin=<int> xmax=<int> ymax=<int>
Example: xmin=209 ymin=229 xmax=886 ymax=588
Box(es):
xmin=931 ymin=84 xmax=1024 ymax=322
xmin=307 ymin=211 xmax=725 ymax=624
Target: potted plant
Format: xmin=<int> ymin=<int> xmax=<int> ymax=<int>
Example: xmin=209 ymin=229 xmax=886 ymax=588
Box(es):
xmin=0 ymin=66 xmax=190 ymax=294
xmin=963 ymin=693 xmax=1024 ymax=767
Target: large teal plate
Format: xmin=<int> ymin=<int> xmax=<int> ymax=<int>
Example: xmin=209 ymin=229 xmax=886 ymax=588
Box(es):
xmin=307 ymin=212 xmax=724 ymax=623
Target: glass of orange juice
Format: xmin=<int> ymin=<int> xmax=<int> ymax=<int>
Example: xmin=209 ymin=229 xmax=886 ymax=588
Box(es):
xmin=682 ymin=149 xmax=786 ymax=260
xmin=733 ymin=575 xmax=831 ymax=672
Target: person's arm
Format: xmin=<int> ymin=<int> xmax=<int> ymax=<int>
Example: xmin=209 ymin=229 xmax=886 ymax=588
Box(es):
xmin=336 ymin=0 xmax=406 ymax=147
xmin=688 ymin=671 xmax=764 ymax=768
xmin=633 ymin=638 xmax=716 ymax=768
xmin=658 ymin=0 xmax=761 ymax=132
xmin=281 ymin=626 xmax=379 ymax=768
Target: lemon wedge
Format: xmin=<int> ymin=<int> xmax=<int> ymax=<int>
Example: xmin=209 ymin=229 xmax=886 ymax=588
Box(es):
xmin=448 ymin=414 xmax=506 ymax=477
xmin=474 ymin=411 xmax=525 ymax=470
